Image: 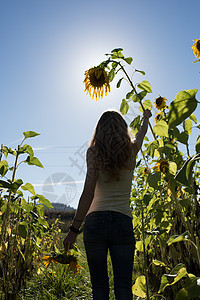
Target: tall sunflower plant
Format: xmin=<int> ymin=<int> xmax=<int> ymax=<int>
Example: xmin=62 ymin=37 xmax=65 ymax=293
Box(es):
xmin=84 ymin=46 xmax=200 ymax=299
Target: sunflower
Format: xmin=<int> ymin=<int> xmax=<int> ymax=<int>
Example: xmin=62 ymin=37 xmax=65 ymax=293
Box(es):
xmin=42 ymin=255 xmax=57 ymax=268
xmin=154 ymin=159 xmax=169 ymax=174
xmin=192 ymin=39 xmax=200 ymax=59
xmin=154 ymin=112 xmax=162 ymax=124
xmin=83 ymin=67 xmax=111 ymax=100
xmin=154 ymin=95 xmax=167 ymax=110
xmin=66 ymin=260 xmax=82 ymax=275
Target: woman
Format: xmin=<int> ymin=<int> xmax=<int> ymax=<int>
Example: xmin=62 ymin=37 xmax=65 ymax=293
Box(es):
xmin=63 ymin=109 xmax=152 ymax=300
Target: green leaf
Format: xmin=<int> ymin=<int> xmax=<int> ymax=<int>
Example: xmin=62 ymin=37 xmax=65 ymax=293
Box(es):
xmin=25 ymin=156 xmax=44 ymax=168
xmin=18 ymin=144 xmax=34 ymax=156
xmin=116 ymin=78 xmax=123 ymax=88
xmin=137 ymin=80 xmax=152 ymax=93
xmin=196 ymin=136 xmax=200 ymax=153
xmin=167 ymin=231 xmax=189 ymax=246
xmin=159 ymin=264 xmax=187 ymax=292
xmin=168 ymin=89 xmax=198 ymax=128
xmin=175 ymin=288 xmax=188 ymax=300
xmin=146 ymin=140 xmax=159 ymax=157
xmin=153 ymin=259 xmax=168 ymax=267
xmin=147 ymin=172 xmax=161 ymax=189
xmin=11 ymin=179 xmax=23 ymax=193
xmin=130 ymin=116 xmax=141 ymax=133
xmin=21 ymin=183 xmax=36 ymax=195
xmin=23 ymin=131 xmax=40 ymax=139
xmin=123 ymin=57 xmax=133 ymax=65
xmin=175 ymin=153 xmax=200 ymax=186
xmin=18 ymin=221 xmax=28 ymax=239
xmin=177 ymin=131 xmax=189 ymax=145
xmin=0 ymin=180 xmax=11 ymax=190
xmin=139 ymin=99 xmax=152 ymax=112
xmin=132 ymin=275 xmax=146 ymax=298
xmin=169 ymin=161 xmax=177 ymax=175
xmin=112 ymin=62 xmax=118 ymax=69
xmin=175 ymin=157 xmax=192 ymax=186
xmin=189 ymin=113 xmax=197 ymax=124
xmin=120 ymin=99 xmax=129 ymax=115
xmin=154 ymin=120 xmax=169 ymax=137
xmin=126 ymin=89 xmax=135 ymax=99
xmin=183 ymin=119 xmax=193 ymax=134
xmin=186 ymin=274 xmax=200 ymax=298
xmin=111 ymin=48 xmax=123 ymax=53
xmin=186 ymin=153 xmax=200 ymax=185
xmin=0 ymin=160 xmax=9 ymax=176
xmin=132 ymin=91 xmax=147 ymax=103
xmin=108 ymin=69 xmax=115 ymax=82
xmin=135 ymin=69 xmax=145 ymax=75
xmin=36 ymin=194 xmax=53 ymax=209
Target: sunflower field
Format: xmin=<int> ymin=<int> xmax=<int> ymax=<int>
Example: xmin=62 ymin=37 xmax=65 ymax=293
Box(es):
xmin=0 ymin=40 xmax=200 ymax=300
xmin=84 ymin=42 xmax=200 ymax=299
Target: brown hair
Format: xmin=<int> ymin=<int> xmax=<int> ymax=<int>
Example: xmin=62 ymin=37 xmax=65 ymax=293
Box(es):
xmin=89 ymin=110 xmax=132 ymax=180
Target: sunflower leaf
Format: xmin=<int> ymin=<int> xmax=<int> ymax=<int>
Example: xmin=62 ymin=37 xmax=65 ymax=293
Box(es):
xmin=139 ymin=99 xmax=152 ymax=112
xmin=132 ymin=91 xmax=147 ymax=103
xmin=137 ymin=80 xmax=152 ymax=93
xmin=168 ymin=89 xmax=198 ymax=128
xmin=123 ymin=57 xmax=133 ymax=65
xmin=23 ymin=131 xmax=40 ymax=139
xmin=153 ymin=120 xmax=169 ymax=137
xmin=116 ymin=78 xmax=123 ymax=88
xmin=25 ymin=156 xmax=44 ymax=168
xmin=135 ymin=69 xmax=145 ymax=75
xmin=196 ymin=136 xmax=200 ymax=153
xmin=21 ymin=183 xmax=36 ymax=195
xmin=132 ymin=275 xmax=146 ymax=298
xmin=126 ymin=90 xmax=135 ymax=99
xmin=111 ymin=48 xmax=123 ymax=53
xmin=120 ymin=99 xmax=129 ymax=115
xmin=108 ymin=69 xmax=115 ymax=82
xmin=189 ymin=113 xmax=197 ymax=124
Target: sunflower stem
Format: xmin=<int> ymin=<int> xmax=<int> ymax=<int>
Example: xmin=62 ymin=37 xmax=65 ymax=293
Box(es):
xmin=116 ymin=61 xmax=157 ymax=141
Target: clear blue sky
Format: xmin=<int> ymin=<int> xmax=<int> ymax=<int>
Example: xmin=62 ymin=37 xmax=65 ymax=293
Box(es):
xmin=1 ymin=0 xmax=200 ymax=208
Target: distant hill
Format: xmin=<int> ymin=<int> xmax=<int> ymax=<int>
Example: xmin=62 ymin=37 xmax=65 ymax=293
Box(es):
xmin=51 ymin=202 xmax=75 ymax=211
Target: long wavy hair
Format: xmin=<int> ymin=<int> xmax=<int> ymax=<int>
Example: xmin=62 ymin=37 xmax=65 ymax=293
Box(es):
xmin=89 ymin=110 xmax=132 ymax=180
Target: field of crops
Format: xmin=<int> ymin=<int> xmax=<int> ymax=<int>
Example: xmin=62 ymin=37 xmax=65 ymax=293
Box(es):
xmin=1 ymin=46 xmax=200 ymax=299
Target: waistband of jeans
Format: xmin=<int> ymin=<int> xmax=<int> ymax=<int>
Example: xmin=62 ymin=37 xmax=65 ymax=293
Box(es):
xmin=86 ymin=211 xmax=132 ymax=220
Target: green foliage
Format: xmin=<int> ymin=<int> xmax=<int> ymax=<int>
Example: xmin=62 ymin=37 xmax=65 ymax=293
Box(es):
xmin=132 ymin=275 xmax=146 ymax=298
xmin=153 ymin=120 xmax=169 ymax=137
xmin=102 ymin=46 xmax=200 ymax=299
xmin=137 ymin=80 xmax=152 ymax=93
xmin=168 ymin=89 xmax=198 ymax=128
xmin=0 ymin=132 xmax=52 ymax=299
xmin=120 ymin=99 xmax=129 ymax=115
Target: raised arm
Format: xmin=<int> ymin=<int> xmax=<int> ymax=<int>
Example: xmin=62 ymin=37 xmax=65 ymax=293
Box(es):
xmin=133 ymin=109 xmax=152 ymax=153
xmin=63 ymin=147 xmax=97 ymax=250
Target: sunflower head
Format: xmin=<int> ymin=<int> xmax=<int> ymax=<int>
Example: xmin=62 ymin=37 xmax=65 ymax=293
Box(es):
xmin=66 ymin=260 xmax=82 ymax=275
xmin=154 ymin=159 xmax=169 ymax=174
xmin=83 ymin=67 xmax=111 ymax=100
xmin=192 ymin=39 xmax=200 ymax=59
xmin=42 ymin=255 xmax=57 ymax=268
xmin=154 ymin=95 xmax=167 ymax=110
xmin=154 ymin=112 xmax=162 ymax=123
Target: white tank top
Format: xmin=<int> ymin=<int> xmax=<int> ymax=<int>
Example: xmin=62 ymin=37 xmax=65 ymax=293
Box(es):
xmin=87 ymin=168 xmax=134 ymax=218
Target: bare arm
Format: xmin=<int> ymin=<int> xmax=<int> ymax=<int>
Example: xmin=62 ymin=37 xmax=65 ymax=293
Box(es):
xmin=133 ymin=109 xmax=152 ymax=153
xmin=63 ymin=147 xmax=97 ymax=250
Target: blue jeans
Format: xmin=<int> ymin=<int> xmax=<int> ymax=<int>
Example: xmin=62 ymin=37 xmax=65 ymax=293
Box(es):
xmin=83 ymin=211 xmax=135 ymax=300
